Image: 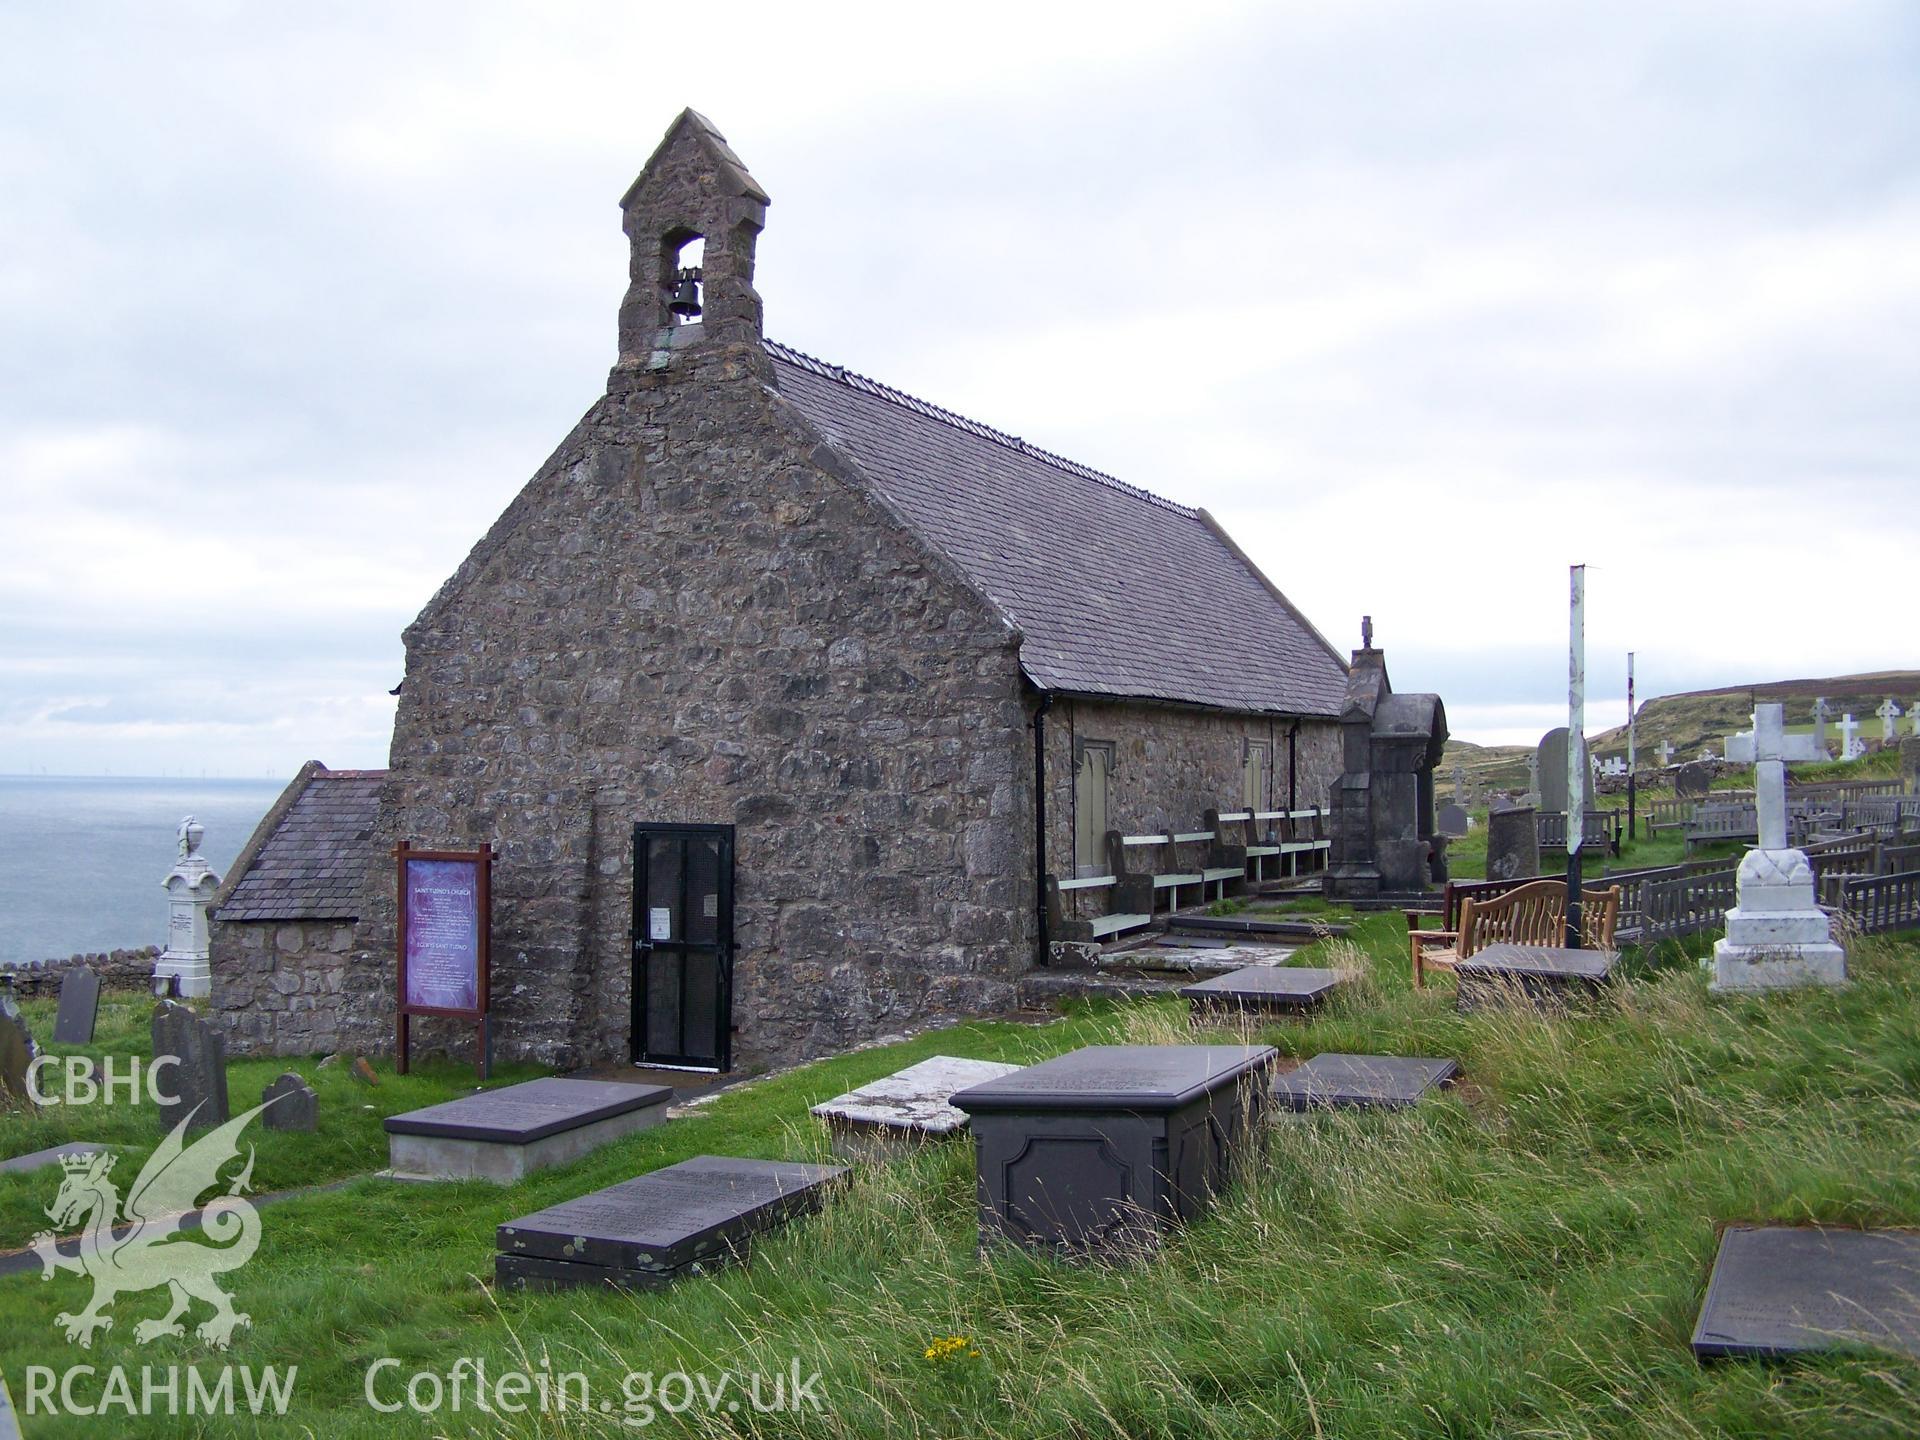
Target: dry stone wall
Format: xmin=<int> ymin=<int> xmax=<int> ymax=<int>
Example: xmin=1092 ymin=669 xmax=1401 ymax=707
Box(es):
xmin=0 ymin=946 xmax=161 ymax=998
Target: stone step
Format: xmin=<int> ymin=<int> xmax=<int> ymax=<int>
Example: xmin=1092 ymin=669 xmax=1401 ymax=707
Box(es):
xmin=1017 ymin=972 xmax=1187 ymax=1006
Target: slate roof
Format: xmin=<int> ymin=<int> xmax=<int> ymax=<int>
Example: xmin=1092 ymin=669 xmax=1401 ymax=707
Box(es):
xmin=216 ymin=768 xmax=386 ymax=922
xmin=768 ymin=342 xmax=1349 ymax=716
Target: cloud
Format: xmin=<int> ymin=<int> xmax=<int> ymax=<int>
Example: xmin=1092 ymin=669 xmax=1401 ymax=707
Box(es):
xmin=1 ymin=1 xmax=1916 ymax=773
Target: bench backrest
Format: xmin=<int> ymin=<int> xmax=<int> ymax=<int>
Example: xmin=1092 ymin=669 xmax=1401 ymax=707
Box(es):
xmin=1458 ymin=880 xmax=1622 ymax=956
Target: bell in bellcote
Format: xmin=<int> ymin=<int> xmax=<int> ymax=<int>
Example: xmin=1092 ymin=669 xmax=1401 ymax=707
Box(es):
xmin=669 ymin=267 xmax=703 ymax=319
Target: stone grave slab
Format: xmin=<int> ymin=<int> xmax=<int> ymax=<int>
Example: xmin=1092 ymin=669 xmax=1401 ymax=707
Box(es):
xmin=1180 ymin=966 xmax=1346 ymax=1014
xmin=1455 ymin=943 xmax=1620 ymax=1013
xmin=151 ymin=1000 xmax=229 ymax=1131
xmin=52 ymin=967 xmax=100 ymax=1045
xmin=0 ymin=996 xmax=35 ymax=1110
xmin=1693 ymin=1225 xmax=1920 ymax=1361
xmin=0 ymin=1142 xmax=107 ymax=1176
xmin=1436 ymin=803 xmax=1471 ymax=839
xmin=951 ymin=1044 xmax=1276 ymax=1257
xmin=495 ymin=1155 xmax=847 ymax=1293
xmin=810 ymin=1056 xmax=1022 ymax=1160
xmin=385 ymin=1077 xmax=673 ymax=1182
xmin=1271 ymin=1053 xmax=1460 ymax=1111
xmin=261 ymin=1072 xmax=318 ymax=1132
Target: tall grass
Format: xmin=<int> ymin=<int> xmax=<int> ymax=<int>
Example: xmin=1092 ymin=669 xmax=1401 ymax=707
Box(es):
xmin=2 ymin=919 xmax=1918 ymax=1437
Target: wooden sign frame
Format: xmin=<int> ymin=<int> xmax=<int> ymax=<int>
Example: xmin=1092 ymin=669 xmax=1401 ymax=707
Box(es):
xmin=394 ymin=841 xmax=492 ymax=1079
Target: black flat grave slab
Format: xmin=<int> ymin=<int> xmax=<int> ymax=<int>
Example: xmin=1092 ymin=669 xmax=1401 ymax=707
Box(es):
xmin=1455 ymin=944 xmax=1619 ymax=1013
xmin=495 ymin=1155 xmax=846 ymax=1293
xmin=53 ymin=968 xmax=100 ymax=1045
xmin=952 ymin=1045 xmax=1276 ymax=1256
xmin=1271 ymin=1053 xmax=1460 ymax=1111
xmin=386 ymin=1077 xmax=672 ymax=1143
xmin=951 ymin=1045 xmax=1277 ymax=1114
xmin=1181 ymin=966 xmax=1345 ymax=1012
xmin=1693 ymin=1225 xmax=1920 ymax=1361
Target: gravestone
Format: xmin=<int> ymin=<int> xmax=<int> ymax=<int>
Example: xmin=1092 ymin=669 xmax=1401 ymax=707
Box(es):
xmin=496 ymin=1155 xmax=847 ymax=1293
xmin=1436 ymin=802 xmax=1470 ymax=839
xmin=1812 ymin=696 xmax=1830 ymax=754
xmin=1180 ymin=965 xmax=1346 ymax=1014
xmin=1838 ymin=713 xmax=1863 ymax=761
xmin=151 ymin=1000 xmax=230 ymax=1130
xmin=1693 ymin=1225 xmax=1920 ymax=1360
xmin=1524 ymin=750 xmax=1541 ymax=807
xmin=810 ymin=1055 xmax=1022 ymax=1159
xmin=156 ymin=816 xmax=220 ymax=999
xmin=1711 ymin=704 xmax=1845 ymax=992
xmin=1674 ymin=761 xmax=1714 ymax=800
xmin=1485 ymin=803 xmax=1539 ymax=882
xmin=1271 ymin=1053 xmax=1460 ymax=1111
xmin=1536 ymin=728 xmax=1572 ymax=815
xmin=1902 ymin=738 xmax=1920 ymax=794
xmin=1879 ymin=698 xmax=1903 ymax=743
xmin=1455 ymin=943 xmax=1619 ymax=1013
xmin=1324 ymin=628 xmax=1448 ymax=902
xmin=1451 ymin=760 xmax=1467 ymax=799
xmin=385 ymin=1076 xmax=674 ymax=1182
xmin=1656 ymin=739 xmax=1676 ymax=768
xmin=0 ymin=995 xmax=40 ymax=1110
xmin=53 ymin=966 xmax=101 ymax=1045
xmin=952 ymin=1045 xmax=1276 ymax=1256
xmin=261 ymin=1072 xmax=318 ymax=1132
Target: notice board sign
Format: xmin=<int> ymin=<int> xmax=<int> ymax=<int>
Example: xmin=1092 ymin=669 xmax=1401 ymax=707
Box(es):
xmin=394 ymin=841 xmax=492 ymax=1078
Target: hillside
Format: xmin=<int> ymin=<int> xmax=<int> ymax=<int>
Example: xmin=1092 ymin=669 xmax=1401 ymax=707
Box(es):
xmin=1589 ymin=670 xmax=1920 ymax=761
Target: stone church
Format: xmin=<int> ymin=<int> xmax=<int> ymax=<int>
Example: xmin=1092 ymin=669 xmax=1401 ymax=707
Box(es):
xmin=210 ymin=111 xmax=1353 ymax=1072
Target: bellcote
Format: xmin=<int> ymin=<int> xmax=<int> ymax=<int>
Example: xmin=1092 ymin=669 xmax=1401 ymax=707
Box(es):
xmin=614 ymin=109 xmax=771 ymax=373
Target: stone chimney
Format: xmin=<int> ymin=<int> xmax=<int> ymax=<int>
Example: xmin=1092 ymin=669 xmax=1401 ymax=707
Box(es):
xmin=613 ymin=109 xmax=771 ymax=378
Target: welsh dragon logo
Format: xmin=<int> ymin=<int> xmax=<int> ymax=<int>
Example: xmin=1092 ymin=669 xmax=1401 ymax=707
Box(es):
xmin=29 ymin=1100 xmax=276 ymax=1349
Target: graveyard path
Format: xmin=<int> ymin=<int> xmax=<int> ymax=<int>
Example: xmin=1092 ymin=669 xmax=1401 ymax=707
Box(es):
xmin=0 ymin=1175 xmax=367 ymax=1280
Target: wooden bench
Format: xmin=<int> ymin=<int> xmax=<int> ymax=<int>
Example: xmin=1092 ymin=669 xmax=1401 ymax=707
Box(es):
xmin=1208 ymin=809 xmax=1276 ymax=882
xmin=1107 ymin=831 xmax=1205 ymax=915
xmin=1685 ymin=803 xmax=1757 ymax=852
xmin=1409 ymin=879 xmax=1621 ymax=988
xmin=1044 ymin=873 xmax=1151 ymax=943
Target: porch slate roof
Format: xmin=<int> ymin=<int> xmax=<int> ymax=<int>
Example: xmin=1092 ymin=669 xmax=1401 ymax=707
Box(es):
xmin=215 ymin=767 xmax=387 ymax=922
xmin=768 ymin=341 xmax=1349 ymax=716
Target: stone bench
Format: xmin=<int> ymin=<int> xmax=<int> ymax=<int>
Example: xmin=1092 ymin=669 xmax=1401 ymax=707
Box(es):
xmin=384 ymin=1077 xmax=674 ymax=1183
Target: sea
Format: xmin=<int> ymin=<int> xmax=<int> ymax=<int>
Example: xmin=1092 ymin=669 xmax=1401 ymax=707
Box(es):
xmin=0 ymin=775 xmax=287 ymax=967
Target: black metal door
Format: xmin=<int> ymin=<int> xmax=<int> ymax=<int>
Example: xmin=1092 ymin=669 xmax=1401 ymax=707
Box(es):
xmin=632 ymin=823 xmax=735 ymax=1071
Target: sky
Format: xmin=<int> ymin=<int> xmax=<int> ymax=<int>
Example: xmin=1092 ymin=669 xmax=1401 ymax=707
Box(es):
xmin=2 ymin=0 xmax=1916 ymax=777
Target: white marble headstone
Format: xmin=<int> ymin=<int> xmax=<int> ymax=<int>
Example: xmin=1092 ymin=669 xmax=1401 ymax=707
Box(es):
xmin=155 ymin=816 xmax=220 ymax=999
xmin=1711 ymin=703 xmax=1845 ymax=993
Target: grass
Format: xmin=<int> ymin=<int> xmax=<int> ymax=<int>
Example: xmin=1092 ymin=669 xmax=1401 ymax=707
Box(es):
xmin=0 ymin=996 xmax=546 ymax=1250
xmin=3 ymin=921 xmax=1920 ymax=1437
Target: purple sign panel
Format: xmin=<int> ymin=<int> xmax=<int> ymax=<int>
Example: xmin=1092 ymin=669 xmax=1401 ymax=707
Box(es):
xmin=403 ymin=858 xmax=481 ymax=1013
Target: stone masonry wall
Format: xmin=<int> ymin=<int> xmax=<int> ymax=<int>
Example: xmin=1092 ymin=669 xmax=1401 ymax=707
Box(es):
xmin=1042 ymin=697 xmax=1341 ymax=926
xmin=0 ymin=946 xmax=162 ymax=998
xmin=207 ymin=921 xmax=354 ymax=1055
xmin=336 ymin=338 xmax=1034 ymax=1073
